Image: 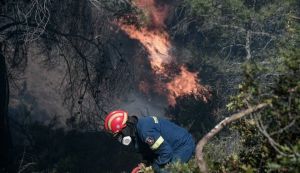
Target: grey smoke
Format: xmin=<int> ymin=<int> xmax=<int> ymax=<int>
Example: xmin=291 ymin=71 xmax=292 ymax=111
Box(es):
xmin=118 ymin=91 xmax=167 ymax=117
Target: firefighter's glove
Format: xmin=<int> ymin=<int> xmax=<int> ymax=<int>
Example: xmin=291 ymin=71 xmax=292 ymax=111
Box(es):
xmin=131 ymin=166 xmax=142 ymax=173
xmin=131 ymin=163 xmax=144 ymax=173
xmin=131 ymin=163 xmax=153 ymax=173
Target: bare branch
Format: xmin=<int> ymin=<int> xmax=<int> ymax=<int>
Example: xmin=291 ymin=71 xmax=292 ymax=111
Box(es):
xmin=289 ymin=15 xmax=300 ymax=20
xmin=195 ymin=103 xmax=268 ymax=173
xmin=209 ymin=23 xmax=277 ymax=39
xmin=18 ymin=162 xmax=36 ymax=173
xmin=245 ymin=31 xmax=251 ymax=60
xmin=254 ymin=113 xmax=292 ymax=156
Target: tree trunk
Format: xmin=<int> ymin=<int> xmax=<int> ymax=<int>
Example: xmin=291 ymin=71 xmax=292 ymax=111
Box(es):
xmin=0 ymin=50 xmax=13 ymax=171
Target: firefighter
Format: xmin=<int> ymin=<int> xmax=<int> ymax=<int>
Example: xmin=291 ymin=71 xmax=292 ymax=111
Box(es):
xmin=104 ymin=110 xmax=195 ymax=173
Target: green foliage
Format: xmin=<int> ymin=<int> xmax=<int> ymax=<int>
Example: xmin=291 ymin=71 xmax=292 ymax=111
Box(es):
xmin=179 ymin=1 xmax=300 ymax=172
xmin=136 ymin=158 xmax=200 ymax=173
xmin=177 ymin=0 xmax=297 ymax=64
xmin=204 ymin=132 xmax=244 ymax=163
xmin=221 ymin=15 xmax=300 ymax=173
xmin=267 ymin=141 xmax=300 ymax=172
xmin=164 ymin=159 xmax=200 ymax=173
xmin=187 ymin=0 xmax=217 ymax=16
xmin=185 ymin=0 xmax=296 ymax=27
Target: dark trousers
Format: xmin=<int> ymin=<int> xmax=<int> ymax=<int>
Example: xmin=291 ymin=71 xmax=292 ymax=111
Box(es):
xmin=154 ymin=134 xmax=196 ymax=173
xmin=172 ymin=134 xmax=195 ymax=163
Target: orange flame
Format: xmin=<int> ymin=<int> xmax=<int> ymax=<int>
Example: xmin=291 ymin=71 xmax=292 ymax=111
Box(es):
xmin=118 ymin=0 xmax=211 ymax=106
xmin=166 ymin=66 xmax=211 ymax=106
xmin=119 ymin=25 xmax=171 ymax=73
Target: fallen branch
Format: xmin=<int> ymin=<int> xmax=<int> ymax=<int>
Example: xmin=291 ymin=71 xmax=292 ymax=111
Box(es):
xmin=195 ymin=103 xmax=269 ymax=173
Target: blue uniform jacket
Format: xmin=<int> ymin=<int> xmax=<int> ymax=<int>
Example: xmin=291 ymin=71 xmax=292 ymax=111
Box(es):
xmin=135 ymin=116 xmax=195 ymax=169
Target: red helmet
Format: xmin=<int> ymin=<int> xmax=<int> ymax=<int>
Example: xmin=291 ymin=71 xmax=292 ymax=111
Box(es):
xmin=104 ymin=110 xmax=128 ymax=134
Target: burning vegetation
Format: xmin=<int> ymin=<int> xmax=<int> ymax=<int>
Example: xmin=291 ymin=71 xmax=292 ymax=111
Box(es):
xmin=118 ymin=0 xmax=211 ymax=106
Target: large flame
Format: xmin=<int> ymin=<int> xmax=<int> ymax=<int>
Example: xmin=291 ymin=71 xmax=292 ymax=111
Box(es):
xmin=120 ymin=25 xmax=171 ymax=73
xmin=166 ymin=66 xmax=211 ymax=106
xmin=119 ymin=0 xmax=211 ymax=106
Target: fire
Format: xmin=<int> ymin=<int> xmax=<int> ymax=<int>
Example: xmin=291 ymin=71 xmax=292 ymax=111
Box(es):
xmin=119 ymin=25 xmax=171 ymax=73
xmin=118 ymin=0 xmax=211 ymax=106
xmin=166 ymin=66 xmax=211 ymax=106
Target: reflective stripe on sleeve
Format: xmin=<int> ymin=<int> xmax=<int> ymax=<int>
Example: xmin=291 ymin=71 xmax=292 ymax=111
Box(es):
xmin=150 ymin=136 xmax=164 ymax=150
xmin=152 ymin=116 xmax=158 ymax=124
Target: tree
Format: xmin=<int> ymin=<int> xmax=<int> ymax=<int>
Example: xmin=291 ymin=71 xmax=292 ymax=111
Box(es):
xmin=0 ymin=49 xmax=13 ymax=172
xmin=0 ymin=0 xmax=141 ymax=171
xmin=164 ymin=18 xmax=299 ymax=172
xmin=0 ymin=0 xmax=139 ymax=129
xmin=166 ymin=0 xmax=300 ymax=172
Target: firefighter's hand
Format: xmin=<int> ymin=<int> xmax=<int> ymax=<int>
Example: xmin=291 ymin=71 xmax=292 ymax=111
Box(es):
xmin=131 ymin=163 xmax=144 ymax=173
xmin=131 ymin=166 xmax=142 ymax=173
xmin=138 ymin=163 xmax=145 ymax=168
xmin=131 ymin=163 xmax=153 ymax=173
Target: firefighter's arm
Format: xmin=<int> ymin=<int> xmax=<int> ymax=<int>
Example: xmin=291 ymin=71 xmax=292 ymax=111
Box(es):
xmin=151 ymin=136 xmax=173 ymax=164
xmin=141 ymin=130 xmax=173 ymax=167
xmin=138 ymin=118 xmax=173 ymax=170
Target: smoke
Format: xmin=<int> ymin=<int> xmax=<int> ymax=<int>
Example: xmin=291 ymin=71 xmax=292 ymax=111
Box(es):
xmin=118 ymin=92 xmax=167 ymax=117
xmin=9 ymin=50 xmax=69 ymax=126
xmin=133 ymin=0 xmax=169 ymax=28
